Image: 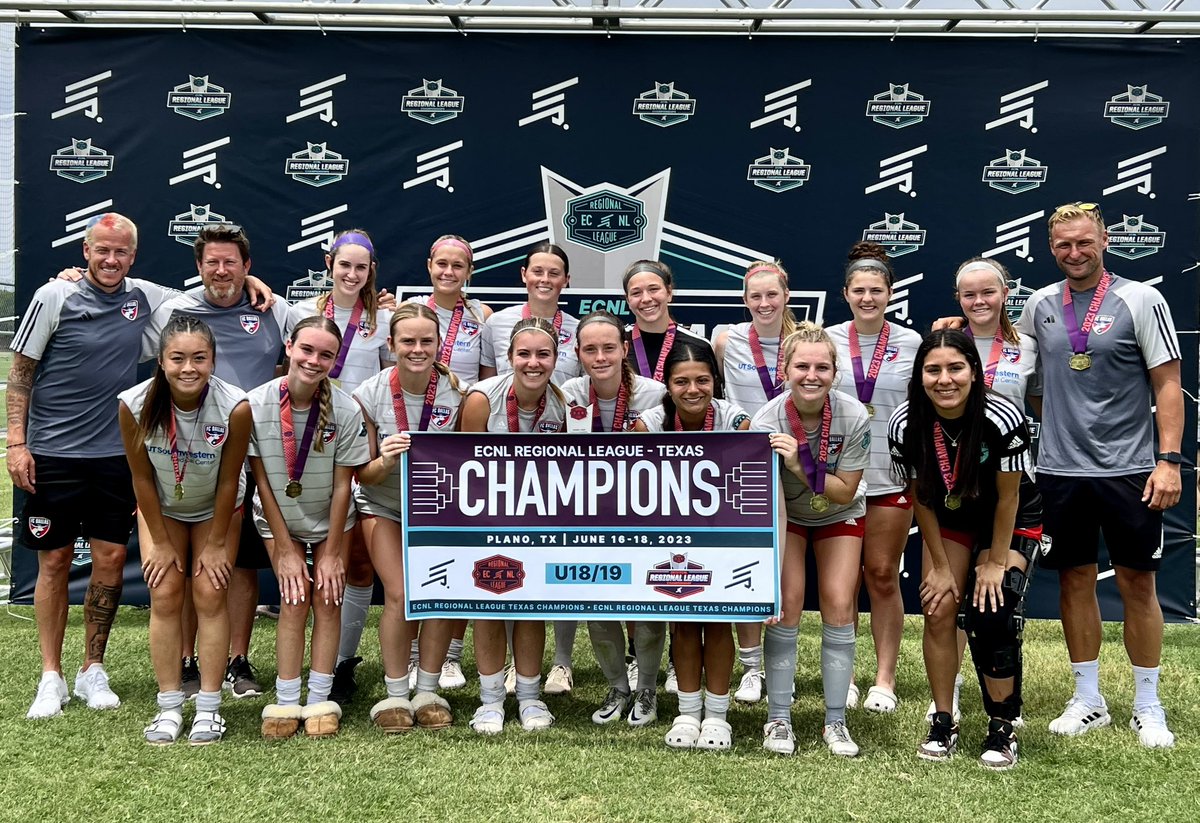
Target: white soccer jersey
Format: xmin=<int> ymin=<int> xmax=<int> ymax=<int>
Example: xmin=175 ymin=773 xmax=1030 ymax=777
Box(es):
xmin=247 ymin=377 xmax=370 ymax=542
xmin=721 ymin=322 xmax=783 ymax=418
xmin=751 ymin=389 xmax=873 ymax=526
xmin=290 ymin=298 xmax=393 ymax=394
xmin=481 ymin=304 xmax=582 ymax=387
xmin=1016 ymin=273 xmax=1180 ymax=476
xmin=561 ymin=374 xmax=665 ymax=431
xmin=638 ymin=399 xmax=751 ymax=432
xmin=828 ymin=321 xmax=921 ymax=496
xmin=403 ymin=295 xmax=488 ymax=386
xmin=118 ymin=375 xmax=248 ymax=522
xmin=466 ymin=373 xmax=567 ymax=434
xmin=968 ymin=330 xmax=1041 ymax=408
xmin=352 ymin=367 xmax=464 ymax=521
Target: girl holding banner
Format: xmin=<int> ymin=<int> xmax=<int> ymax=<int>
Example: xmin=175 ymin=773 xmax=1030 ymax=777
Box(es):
xmin=887 ymin=330 xmax=1040 ymax=769
xmin=752 ymin=323 xmax=872 ymax=758
xmin=292 ymin=228 xmax=395 ymax=710
xmin=249 ymin=316 xmax=370 ymax=740
xmin=460 ymin=317 xmax=568 ymax=733
xmin=635 ymin=343 xmax=751 ymax=749
xmin=713 ymin=260 xmax=798 ymax=705
xmin=826 ymin=243 xmax=921 ymax=716
xmin=119 ymin=316 xmax=250 ymax=746
xmin=562 ymin=311 xmax=667 ymax=728
xmin=352 ymin=303 xmax=466 ymax=733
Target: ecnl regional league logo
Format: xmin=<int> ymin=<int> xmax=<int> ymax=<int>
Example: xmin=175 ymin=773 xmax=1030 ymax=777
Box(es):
xmin=865 ymin=84 xmax=931 ymax=129
xmin=861 ymin=213 xmax=927 ymax=257
xmin=747 ymin=148 xmax=811 ymax=193
xmin=1106 ymin=215 xmax=1165 ymax=260
xmin=1103 ymin=85 xmax=1169 ymax=131
xmin=168 ymin=204 xmax=230 ymax=247
xmin=982 ymin=149 xmax=1048 ymax=195
xmin=167 ymin=75 xmax=232 ymax=121
xmin=563 ymin=190 xmax=647 ymax=253
xmin=402 ymin=79 xmax=465 ymax=125
xmin=646 ymin=554 xmax=713 ymax=599
xmin=633 ymin=82 xmax=697 ymax=128
xmin=50 ymin=138 xmax=114 ymax=183
xmin=473 ymin=554 xmax=526 ymax=594
xmin=284 ymin=142 xmax=350 ymax=187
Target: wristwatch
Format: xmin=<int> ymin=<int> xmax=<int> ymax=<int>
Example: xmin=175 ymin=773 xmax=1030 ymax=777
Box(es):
xmin=1155 ymin=451 xmax=1183 ymax=464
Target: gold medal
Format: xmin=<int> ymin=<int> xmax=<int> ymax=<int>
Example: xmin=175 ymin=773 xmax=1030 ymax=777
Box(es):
xmin=864 ymin=403 xmax=875 ymax=418
xmin=285 ymin=480 xmax=303 ymax=498
xmin=944 ymin=493 xmax=961 ymax=511
xmin=1068 ymin=353 xmax=1092 ymax=371
xmin=810 ymin=494 xmax=831 ymax=513
xmin=173 ymin=483 xmax=184 ymax=501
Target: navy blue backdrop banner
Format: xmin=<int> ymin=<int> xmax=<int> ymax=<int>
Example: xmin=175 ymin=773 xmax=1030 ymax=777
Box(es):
xmin=10 ymin=29 xmax=1198 ymax=621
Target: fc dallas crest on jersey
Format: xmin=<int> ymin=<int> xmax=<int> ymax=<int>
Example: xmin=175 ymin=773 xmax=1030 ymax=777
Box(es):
xmin=240 ymin=314 xmax=260 ymax=334
xmin=120 ymin=299 xmax=139 ymax=321
xmin=1092 ymin=314 xmax=1115 ymax=335
xmin=204 ymin=424 xmax=227 ymax=447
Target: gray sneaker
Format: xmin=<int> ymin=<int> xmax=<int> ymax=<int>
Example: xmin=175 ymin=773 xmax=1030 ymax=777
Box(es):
xmin=223 ymin=655 xmax=263 ymax=699
xmin=627 ymin=688 xmax=658 ymax=727
xmin=181 ymin=657 xmax=200 ymax=701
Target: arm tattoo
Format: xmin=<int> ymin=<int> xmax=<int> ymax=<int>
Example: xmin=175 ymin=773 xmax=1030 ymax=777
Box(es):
xmin=6 ymin=355 xmax=36 ymax=439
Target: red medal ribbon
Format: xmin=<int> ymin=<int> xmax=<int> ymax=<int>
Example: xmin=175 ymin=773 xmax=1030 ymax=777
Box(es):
xmin=167 ymin=385 xmax=209 ymax=493
xmin=748 ymin=326 xmax=784 ymax=399
xmin=521 ymin=303 xmax=563 ymax=336
xmin=848 ymin=322 xmax=891 ymax=406
xmin=506 ymin=384 xmax=548 ymax=433
xmin=674 ymin=403 xmax=715 ymax=432
xmin=932 ymin=422 xmax=963 ymax=499
xmin=589 ymin=382 xmax=630 ymax=432
xmin=428 ymin=296 xmax=465 ymax=368
xmin=965 ymin=326 xmax=1007 ymax=389
xmin=389 ymin=366 xmax=440 ymax=433
xmin=280 ymin=378 xmax=321 ymax=487
xmin=785 ymin=395 xmax=832 ymax=497
xmin=323 ymin=297 xmax=365 ymax=379
xmin=632 ymin=322 xmax=677 ymax=382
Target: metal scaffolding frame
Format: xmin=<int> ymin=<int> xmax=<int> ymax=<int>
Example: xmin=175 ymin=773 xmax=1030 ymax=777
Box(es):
xmin=3 ymin=0 xmax=1200 ymax=36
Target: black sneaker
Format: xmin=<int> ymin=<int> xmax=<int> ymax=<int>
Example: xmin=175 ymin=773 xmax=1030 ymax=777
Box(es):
xmin=181 ymin=657 xmax=201 ymax=701
xmin=328 ymin=656 xmax=362 ymax=706
xmin=917 ymin=711 xmax=959 ymax=761
xmin=223 ymin=655 xmax=263 ymax=699
xmin=979 ymin=718 xmax=1018 ymax=770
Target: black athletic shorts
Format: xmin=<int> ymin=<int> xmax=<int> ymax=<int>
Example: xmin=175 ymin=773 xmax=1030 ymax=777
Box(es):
xmin=18 ymin=454 xmax=136 ymax=550
xmin=1037 ymin=472 xmax=1163 ymax=572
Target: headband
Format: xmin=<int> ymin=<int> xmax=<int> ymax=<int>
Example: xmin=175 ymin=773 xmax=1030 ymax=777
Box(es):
xmin=627 ymin=262 xmax=667 ymax=280
xmin=329 ymin=232 xmax=375 ymax=258
xmin=745 ymin=265 xmax=785 ymax=282
xmin=846 ymin=258 xmax=890 ymax=277
xmin=955 ymin=259 xmax=1007 ymax=288
xmin=510 ymin=323 xmax=558 ymax=348
xmin=430 ymin=237 xmax=474 ymax=262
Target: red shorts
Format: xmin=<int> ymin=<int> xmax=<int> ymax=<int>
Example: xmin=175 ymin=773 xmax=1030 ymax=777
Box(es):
xmin=866 ymin=491 xmax=913 ymax=510
xmin=787 ymin=517 xmax=866 ymax=543
xmin=939 ymin=525 xmax=1044 ymax=551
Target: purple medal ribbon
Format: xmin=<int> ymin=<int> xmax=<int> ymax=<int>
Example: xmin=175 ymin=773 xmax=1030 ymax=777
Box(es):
xmin=280 ymin=379 xmax=321 ymax=488
xmin=324 ymin=298 xmax=365 ymax=380
xmin=1061 ymin=271 xmax=1112 ymax=355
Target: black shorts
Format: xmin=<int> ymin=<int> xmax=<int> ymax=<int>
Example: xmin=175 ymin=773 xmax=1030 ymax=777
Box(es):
xmin=235 ymin=470 xmax=272 ymax=569
xmin=18 ymin=454 xmax=137 ymax=551
xmin=1037 ymin=472 xmax=1163 ymax=572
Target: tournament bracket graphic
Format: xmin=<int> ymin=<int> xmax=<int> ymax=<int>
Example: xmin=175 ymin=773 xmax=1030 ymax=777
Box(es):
xmin=405 ymin=166 xmax=828 ymax=336
xmin=399 ymin=433 xmax=780 ymax=621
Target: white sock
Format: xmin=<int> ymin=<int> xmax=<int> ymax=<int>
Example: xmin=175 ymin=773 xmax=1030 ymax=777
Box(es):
xmin=384 ymin=674 xmax=409 ymax=699
xmin=1071 ymin=659 xmax=1102 ymax=705
xmin=677 ymin=688 xmax=702 ymax=720
xmin=157 ymin=689 xmax=185 ymax=711
xmin=515 ymin=673 xmax=541 ymax=702
xmin=196 ymin=689 xmax=221 ymax=713
xmin=739 ymin=644 xmax=763 ymax=672
xmin=704 ymin=690 xmax=730 ymax=723
xmin=306 ymin=671 xmax=333 ymax=705
xmin=479 ymin=670 xmax=506 ymax=705
xmin=336 ymin=584 xmax=373 ymax=664
xmin=1132 ymin=665 xmax=1161 ymax=712
xmin=414 ymin=668 xmax=440 ymax=695
xmin=276 ymin=676 xmax=302 ymax=706
xmin=447 ymin=638 xmax=464 ymax=663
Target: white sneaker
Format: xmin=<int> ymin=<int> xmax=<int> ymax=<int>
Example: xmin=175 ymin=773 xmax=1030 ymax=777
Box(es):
xmin=27 ymin=672 xmax=70 ymax=719
xmin=924 ymin=674 xmax=963 ymax=724
xmin=663 ymin=664 xmax=677 ymax=695
xmin=762 ymin=719 xmax=795 ymax=755
xmin=544 ymin=664 xmax=573 ymax=696
xmin=439 ymin=659 xmax=467 ymax=690
xmin=734 ymin=669 xmax=764 ymax=704
xmin=1130 ymin=704 xmax=1175 ymax=749
xmin=1048 ymin=696 xmax=1111 ymax=737
xmin=74 ymin=665 xmax=120 ymax=710
xmin=591 ymin=688 xmax=632 ymax=725
xmin=503 ymin=664 xmax=517 ymax=696
xmin=822 ymin=720 xmax=860 ymax=757
xmin=627 ymin=688 xmax=658 ymax=727
xmin=846 ymin=682 xmax=860 ymax=710
xmin=979 ymin=719 xmax=1018 ymax=770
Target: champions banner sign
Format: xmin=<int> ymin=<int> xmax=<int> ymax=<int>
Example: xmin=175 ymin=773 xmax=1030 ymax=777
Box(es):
xmin=401 ymin=433 xmax=779 ymax=621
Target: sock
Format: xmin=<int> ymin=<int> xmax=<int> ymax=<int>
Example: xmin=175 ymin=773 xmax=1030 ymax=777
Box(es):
xmin=276 ymin=676 xmax=302 ymax=706
xmin=196 ymin=689 xmax=221 ymax=713
xmin=739 ymin=644 xmax=763 ymax=672
xmin=588 ymin=621 xmax=631 ymax=691
xmin=677 ymin=688 xmax=702 ymax=721
xmin=1071 ymin=659 xmax=1102 ymax=705
xmin=764 ymin=624 xmax=798 ymax=722
xmin=515 ymin=673 xmax=541 ymax=703
xmin=157 ymin=689 xmax=185 ymax=711
xmin=1132 ymin=665 xmax=1161 ymax=712
xmin=447 ymin=637 xmax=464 ymax=663
xmin=704 ymin=690 xmax=730 ymax=723
xmin=414 ymin=668 xmax=440 ymax=695
xmin=306 ymin=670 xmax=333 ymax=705
xmin=479 ymin=670 xmax=506 ymax=706
xmin=336 ymin=584 xmax=373 ymax=665
xmin=409 ymin=638 xmax=420 ymax=668
xmin=821 ymin=623 xmax=857 ymax=725
xmin=553 ymin=621 xmax=577 ymax=668
xmin=633 ymin=622 xmax=667 ymax=691
xmin=384 ymin=674 xmax=409 ymax=699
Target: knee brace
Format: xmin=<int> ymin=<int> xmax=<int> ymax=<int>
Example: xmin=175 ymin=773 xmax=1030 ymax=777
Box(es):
xmin=959 ymin=533 xmax=1039 ymax=680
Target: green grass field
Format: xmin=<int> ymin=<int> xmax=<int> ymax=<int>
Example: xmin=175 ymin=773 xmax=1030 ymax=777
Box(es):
xmin=0 ymin=611 xmax=1195 ymax=823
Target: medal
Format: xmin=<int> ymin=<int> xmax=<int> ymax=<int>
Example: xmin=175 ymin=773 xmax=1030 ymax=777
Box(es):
xmin=849 ymin=322 xmax=890 ymax=414
xmin=933 ymin=421 xmax=963 ymax=512
xmin=1061 ymin=271 xmax=1111 ymax=374
xmin=285 ymin=481 xmax=303 ymax=498
xmin=864 ymin=403 xmax=875 ymax=418
xmin=167 ymin=385 xmax=208 ymax=507
xmin=280 ymin=378 xmax=321 ymax=501
xmin=174 ymin=483 xmax=184 ymax=501
xmin=944 ymin=494 xmax=962 ymax=511
xmin=786 ymin=395 xmax=833 ymax=513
